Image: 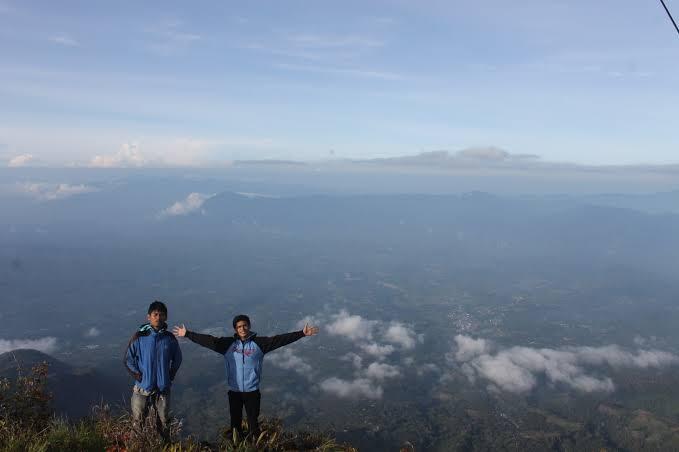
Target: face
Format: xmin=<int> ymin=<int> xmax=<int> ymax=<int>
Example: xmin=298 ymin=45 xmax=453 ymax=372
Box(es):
xmin=147 ymin=310 xmax=167 ymax=329
xmin=234 ymin=320 xmax=250 ymax=339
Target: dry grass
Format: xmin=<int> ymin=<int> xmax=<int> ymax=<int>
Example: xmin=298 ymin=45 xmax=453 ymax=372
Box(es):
xmin=0 ymin=363 xmax=356 ymax=452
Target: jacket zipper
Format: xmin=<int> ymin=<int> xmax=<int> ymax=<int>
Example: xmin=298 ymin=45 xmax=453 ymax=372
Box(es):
xmin=241 ymin=339 xmax=246 ymax=391
xmin=152 ymin=333 xmax=157 ymax=390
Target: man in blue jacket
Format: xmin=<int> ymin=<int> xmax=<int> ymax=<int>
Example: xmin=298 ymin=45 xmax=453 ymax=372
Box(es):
xmin=173 ymin=315 xmax=318 ymax=437
xmin=124 ymin=300 xmax=182 ymax=439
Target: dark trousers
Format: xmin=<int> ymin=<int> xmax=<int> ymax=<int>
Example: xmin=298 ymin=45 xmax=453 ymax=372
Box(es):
xmin=228 ymin=390 xmax=261 ymax=436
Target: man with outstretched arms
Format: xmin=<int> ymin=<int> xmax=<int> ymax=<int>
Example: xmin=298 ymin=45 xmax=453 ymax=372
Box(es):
xmin=173 ymin=314 xmax=318 ymax=437
xmin=124 ymin=300 xmax=182 ymax=439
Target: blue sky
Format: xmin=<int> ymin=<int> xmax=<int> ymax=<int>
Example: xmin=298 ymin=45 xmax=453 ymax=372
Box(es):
xmin=1 ymin=0 xmax=678 ymax=167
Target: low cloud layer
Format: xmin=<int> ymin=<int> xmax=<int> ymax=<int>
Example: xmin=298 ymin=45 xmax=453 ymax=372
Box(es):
xmin=322 ymin=310 xmax=418 ymax=353
xmin=453 ymin=335 xmax=679 ymax=394
xmin=384 ymin=322 xmax=418 ymax=349
xmin=7 ymin=154 xmax=34 ymax=167
xmin=365 ymin=362 xmax=400 ymax=381
xmin=359 ymin=342 xmax=395 ymax=359
xmin=90 ymin=143 xmax=148 ymax=168
xmin=87 ymin=139 xmax=229 ymax=168
xmin=16 ymin=182 xmax=97 ymax=201
xmin=84 ymin=327 xmax=100 ymax=338
xmin=319 ymin=377 xmax=383 ymax=399
xmin=303 ymin=310 xmax=420 ymax=400
xmin=0 ymin=337 xmax=58 ymax=355
xmin=318 ymin=358 xmax=402 ymax=399
xmin=267 ymin=348 xmax=313 ymax=379
xmin=353 ymin=148 xmax=544 ymax=170
xmin=159 ymin=192 xmax=215 ymax=217
xmin=325 ymin=310 xmax=378 ymax=340
xmin=352 ymin=148 xmax=679 ymax=175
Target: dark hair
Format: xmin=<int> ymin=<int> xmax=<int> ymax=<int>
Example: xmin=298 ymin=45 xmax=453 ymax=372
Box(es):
xmin=148 ymin=300 xmax=168 ymax=315
xmin=232 ymin=314 xmax=251 ymax=329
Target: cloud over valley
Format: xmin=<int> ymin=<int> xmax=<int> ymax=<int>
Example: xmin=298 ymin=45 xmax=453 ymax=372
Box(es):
xmin=298 ymin=310 xmax=421 ymax=400
xmin=451 ymin=335 xmax=679 ymax=394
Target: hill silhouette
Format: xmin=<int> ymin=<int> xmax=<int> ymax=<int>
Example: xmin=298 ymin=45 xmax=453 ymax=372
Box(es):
xmin=0 ymin=349 xmax=128 ymax=419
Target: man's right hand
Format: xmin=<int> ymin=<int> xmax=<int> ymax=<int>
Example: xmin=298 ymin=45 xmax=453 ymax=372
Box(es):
xmin=173 ymin=324 xmax=187 ymax=337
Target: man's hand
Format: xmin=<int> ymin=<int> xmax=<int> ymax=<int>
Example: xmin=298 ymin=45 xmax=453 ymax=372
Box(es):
xmin=173 ymin=324 xmax=187 ymax=337
xmin=303 ymin=323 xmax=319 ymax=336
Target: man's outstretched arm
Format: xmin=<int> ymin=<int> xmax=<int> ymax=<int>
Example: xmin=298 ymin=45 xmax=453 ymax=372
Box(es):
xmin=173 ymin=324 xmax=234 ymax=354
xmin=256 ymin=323 xmax=319 ymax=354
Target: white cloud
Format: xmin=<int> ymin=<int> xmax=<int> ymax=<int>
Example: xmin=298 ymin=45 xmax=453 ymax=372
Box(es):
xmin=326 ymin=310 xmax=378 ymax=341
xmin=7 ymin=154 xmax=34 ymax=167
xmin=452 ymin=335 xmax=679 ymax=394
xmin=49 ymin=34 xmax=79 ymax=47
xmin=359 ymin=342 xmax=395 ymax=359
xmin=384 ymin=322 xmax=417 ymax=349
xmin=453 ymin=335 xmax=490 ymax=362
xmin=364 ymin=362 xmax=400 ymax=381
xmin=298 ymin=310 xmax=418 ymax=401
xmin=159 ymin=192 xmax=215 ymax=218
xmin=0 ymin=337 xmax=57 ymax=354
xmin=90 ymin=142 xmax=148 ymax=168
xmin=161 ymin=139 xmax=226 ymax=166
xmin=320 ymin=359 xmax=401 ymax=399
xmin=84 ymin=327 xmax=100 ymax=338
xmin=341 ymin=352 xmax=363 ymax=369
xmin=417 ymin=363 xmax=441 ymax=376
xmin=319 ymin=377 xmax=383 ymax=399
xmin=267 ymin=348 xmax=313 ymax=379
xmin=87 ymin=139 xmax=230 ymax=168
xmin=317 ymin=310 xmax=419 ymax=348
xmin=574 ymin=345 xmax=679 ymax=368
xmin=17 ymin=182 xmax=97 ymax=201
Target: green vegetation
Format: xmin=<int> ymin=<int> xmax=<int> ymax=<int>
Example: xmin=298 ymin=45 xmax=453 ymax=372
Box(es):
xmin=0 ymin=363 xmax=356 ymax=452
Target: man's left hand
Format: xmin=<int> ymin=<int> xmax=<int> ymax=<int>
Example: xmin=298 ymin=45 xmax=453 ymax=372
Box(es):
xmin=303 ymin=323 xmax=319 ymax=336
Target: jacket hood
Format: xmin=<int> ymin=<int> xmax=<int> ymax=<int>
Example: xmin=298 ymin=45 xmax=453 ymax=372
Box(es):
xmin=138 ymin=322 xmax=168 ymax=334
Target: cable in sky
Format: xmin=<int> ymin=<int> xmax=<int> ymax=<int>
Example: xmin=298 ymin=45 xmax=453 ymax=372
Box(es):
xmin=659 ymin=0 xmax=679 ymax=37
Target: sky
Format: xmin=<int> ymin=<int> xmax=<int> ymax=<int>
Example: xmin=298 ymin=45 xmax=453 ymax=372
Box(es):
xmin=1 ymin=0 xmax=678 ymax=167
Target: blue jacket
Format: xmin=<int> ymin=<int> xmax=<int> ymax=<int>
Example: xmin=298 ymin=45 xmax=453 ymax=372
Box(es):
xmin=186 ymin=329 xmax=304 ymax=392
xmin=124 ymin=323 xmax=182 ymax=393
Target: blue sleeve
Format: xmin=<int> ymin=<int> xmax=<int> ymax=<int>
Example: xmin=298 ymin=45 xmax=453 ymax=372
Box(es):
xmin=124 ymin=338 xmax=142 ymax=380
xmin=170 ymin=338 xmax=182 ymax=380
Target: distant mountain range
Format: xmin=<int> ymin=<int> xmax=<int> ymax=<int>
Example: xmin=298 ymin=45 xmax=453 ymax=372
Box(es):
xmin=164 ymin=192 xmax=679 ymax=264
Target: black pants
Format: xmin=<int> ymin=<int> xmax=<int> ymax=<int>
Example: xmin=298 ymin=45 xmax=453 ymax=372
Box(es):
xmin=228 ymin=390 xmax=261 ymax=436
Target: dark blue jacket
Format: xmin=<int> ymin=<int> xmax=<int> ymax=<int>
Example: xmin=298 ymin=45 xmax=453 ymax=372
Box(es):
xmin=124 ymin=323 xmax=182 ymax=393
xmin=186 ymin=330 xmax=304 ymax=392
